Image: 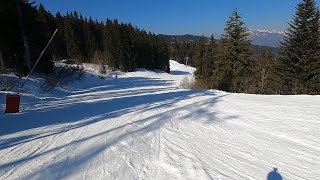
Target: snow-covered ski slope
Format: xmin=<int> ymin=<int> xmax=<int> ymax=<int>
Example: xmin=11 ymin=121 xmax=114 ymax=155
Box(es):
xmin=1 ymin=60 xmax=320 ymax=180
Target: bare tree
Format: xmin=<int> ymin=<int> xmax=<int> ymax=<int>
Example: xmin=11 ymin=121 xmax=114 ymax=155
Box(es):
xmin=0 ymin=48 xmax=4 ymax=73
xmin=15 ymin=0 xmax=31 ymax=72
xmin=255 ymin=51 xmax=273 ymax=93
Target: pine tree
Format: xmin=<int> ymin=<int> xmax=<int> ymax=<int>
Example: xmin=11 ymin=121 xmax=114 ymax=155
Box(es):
xmin=0 ymin=0 xmax=20 ymax=72
xmin=213 ymin=9 xmax=253 ymax=92
xmin=308 ymin=10 xmax=320 ymax=94
xmin=94 ymin=21 xmax=105 ymax=51
xmin=194 ymin=36 xmax=207 ymax=79
xmin=277 ymin=0 xmax=320 ymax=94
xmin=64 ymin=12 xmax=82 ymax=63
xmin=53 ymin=11 xmax=68 ymax=59
xmin=84 ymin=17 xmax=96 ymax=61
xmin=7 ymin=1 xmax=55 ymax=74
xmin=33 ymin=3 xmax=54 ymax=73
xmin=212 ymin=37 xmax=231 ymax=91
xmin=1 ymin=2 xmax=170 ymax=75
xmin=119 ymin=23 xmax=134 ymax=72
xmin=203 ymin=34 xmax=216 ymax=87
xmin=170 ymin=40 xmax=179 ymax=61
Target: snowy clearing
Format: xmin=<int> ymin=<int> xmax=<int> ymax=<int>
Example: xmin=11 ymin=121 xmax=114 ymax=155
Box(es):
xmin=1 ymin=60 xmax=320 ymax=180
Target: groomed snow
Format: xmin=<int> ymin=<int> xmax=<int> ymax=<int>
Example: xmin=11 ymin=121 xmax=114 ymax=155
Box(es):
xmin=0 ymin=60 xmax=319 ymax=179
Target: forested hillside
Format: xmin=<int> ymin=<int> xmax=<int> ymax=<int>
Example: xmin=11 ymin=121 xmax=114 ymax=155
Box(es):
xmin=1 ymin=0 xmax=319 ymax=95
xmin=0 ymin=1 xmax=170 ymax=75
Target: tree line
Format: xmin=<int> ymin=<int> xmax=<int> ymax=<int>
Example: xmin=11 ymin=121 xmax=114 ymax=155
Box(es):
xmin=191 ymin=0 xmax=320 ymax=95
xmin=170 ymin=40 xmax=196 ymax=66
xmin=0 ymin=0 xmax=170 ymax=75
xmin=2 ymin=0 xmax=319 ymax=95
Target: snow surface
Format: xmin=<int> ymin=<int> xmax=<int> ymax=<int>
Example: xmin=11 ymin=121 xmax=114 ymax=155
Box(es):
xmin=1 ymin=60 xmax=320 ymax=180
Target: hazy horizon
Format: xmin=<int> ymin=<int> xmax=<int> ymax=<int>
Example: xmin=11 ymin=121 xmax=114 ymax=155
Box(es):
xmin=35 ymin=0 xmax=320 ymax=36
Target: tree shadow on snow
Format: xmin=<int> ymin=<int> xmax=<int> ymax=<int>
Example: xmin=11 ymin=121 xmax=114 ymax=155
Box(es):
xmin=0 ymin=75 xmax=238 ymax=179
xmin=0 ymin=77 xmax=175 ymax=137
xmin=170 ymin=70 xmax=191 ymax=75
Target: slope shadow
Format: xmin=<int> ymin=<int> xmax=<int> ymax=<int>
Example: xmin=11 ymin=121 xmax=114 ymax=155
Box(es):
xmin=0 ymin=74 xmax=238 ymax=179
xmin=0 ymin=91 xmax=233 ymax=179
xmin=52 ymin=76 xmax=176 ymax=96
xmin=170 ymin=70 xmax=191 ymax=75
xmin=0 ymin=76 xmax=174 ymax=137
xmin=0 ymin=76 xmax=226 ymax=149
xmin=0 ymin=89 xmax=203 ymax=149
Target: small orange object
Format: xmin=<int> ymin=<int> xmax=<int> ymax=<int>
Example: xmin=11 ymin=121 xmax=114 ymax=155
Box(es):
xmin=5 ymin=95 xmax=20 ymax=114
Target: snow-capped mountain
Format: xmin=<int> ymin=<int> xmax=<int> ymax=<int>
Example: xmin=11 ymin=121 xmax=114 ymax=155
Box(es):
xmin=160 ymin=30 xmax=285 ymax=48
xmin=249 ymin=29 xmax=286 ymax=47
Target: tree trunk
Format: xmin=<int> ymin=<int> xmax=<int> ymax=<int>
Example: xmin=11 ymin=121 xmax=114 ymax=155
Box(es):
xmin=0 ymin=48 xmax=4 ymax=73
xmin=16 ymin=0 xmax=31 ymax=72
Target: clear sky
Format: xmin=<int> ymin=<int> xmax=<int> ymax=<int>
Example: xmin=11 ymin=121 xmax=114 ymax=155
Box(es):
xmin=35 ymin=0 xmax=320 ymax=36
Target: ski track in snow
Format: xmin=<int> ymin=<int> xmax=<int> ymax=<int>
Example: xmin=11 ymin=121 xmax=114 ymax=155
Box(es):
xmin=1 ymin=60 xmax=320 ymax=180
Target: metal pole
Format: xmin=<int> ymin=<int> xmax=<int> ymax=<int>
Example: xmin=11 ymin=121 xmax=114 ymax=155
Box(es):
xmin=17 ymin=29 xmax=58 ymax=95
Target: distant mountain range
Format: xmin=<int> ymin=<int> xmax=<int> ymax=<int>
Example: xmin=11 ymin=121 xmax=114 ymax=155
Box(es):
xmin=159 ymin=29 xmax=285 ymax=48
xmin=158 ymin=31 xmax=282 ymax=56
xmin=249 ymin=29 xmax=285 ymax=47
xmin=158 ymin=34 xmax=203 ymax=44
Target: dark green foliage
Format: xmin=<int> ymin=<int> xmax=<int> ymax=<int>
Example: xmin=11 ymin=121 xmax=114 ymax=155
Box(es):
xmin=252 ymin=45 xmax=279 ymax=57
xmin=169 ymin=40 xmax=195 ymax=66
xmin=103 ymin=20 xmax=169 ymax=72
xmin=277 ymin=0 xmax=320 ymax=94
xmin=190 ymin=34 xmax=217 ymax=88
xmin=193 ymin=2 xmax=320 ymax=95
xmin=1 ymin=1 xmax=169 ymax=75
xmin=192 ymin=10 xmax=272 ymax=93
xmin=52 ymin=12 xmax=68 ymax=60
xmin=0 ymin=0 xmax=54 ymax=74
xmin=0 ymin=0 xmax=20 ymax=72
xmin=213 ymin=9 xmax=253 ymax=93
xmin=194 ymin=36 xmax=207 ymax=79
xmin=203 ymin=35 xmax=216 ymax=87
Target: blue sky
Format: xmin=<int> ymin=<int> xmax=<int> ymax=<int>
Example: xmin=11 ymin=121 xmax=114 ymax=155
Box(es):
xmin=35 ymin=0 xmax=320 ymax=36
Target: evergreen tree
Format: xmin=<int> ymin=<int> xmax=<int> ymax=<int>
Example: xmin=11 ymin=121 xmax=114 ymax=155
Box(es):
xmin=1 ymin=2 xmax=170 ymax=75
xmin=64 ymin=12 xmax=82 ymax=63
xmin=13 ymin=1 xmax=54 ymax=74
xmin=53 ymin=11 xmax=68 ymax=59
xmin=103 ymin=19 xmax=113 ymax=66
xmin=94 ymin=21 xmax=105 ymax=51
xmin=33 ymin=3 xmax=54 ymax=73
xmin=170 ymin=40 xmax=179 ymax=62
xmin=119 ymin=23 xmax=134 ymax=71
xmin=0 ymin=0 xmax=20 ymax=72
xmin=212 ymin=37 xmax=231 ymax=90
xmin=203 ymin=34 xmax=216 ymax=87
xmin=194 ymin=36 xmax=207 ymax=79
xmin=169 ymin=40 xmax=196 ymax=66
xmin=84 ymin=17 xmax=96 ymax=60
xmin=213 ymin=9 xmax=253 ymax=92
xmin=277 ymin=0 xmax=320 ymax=94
